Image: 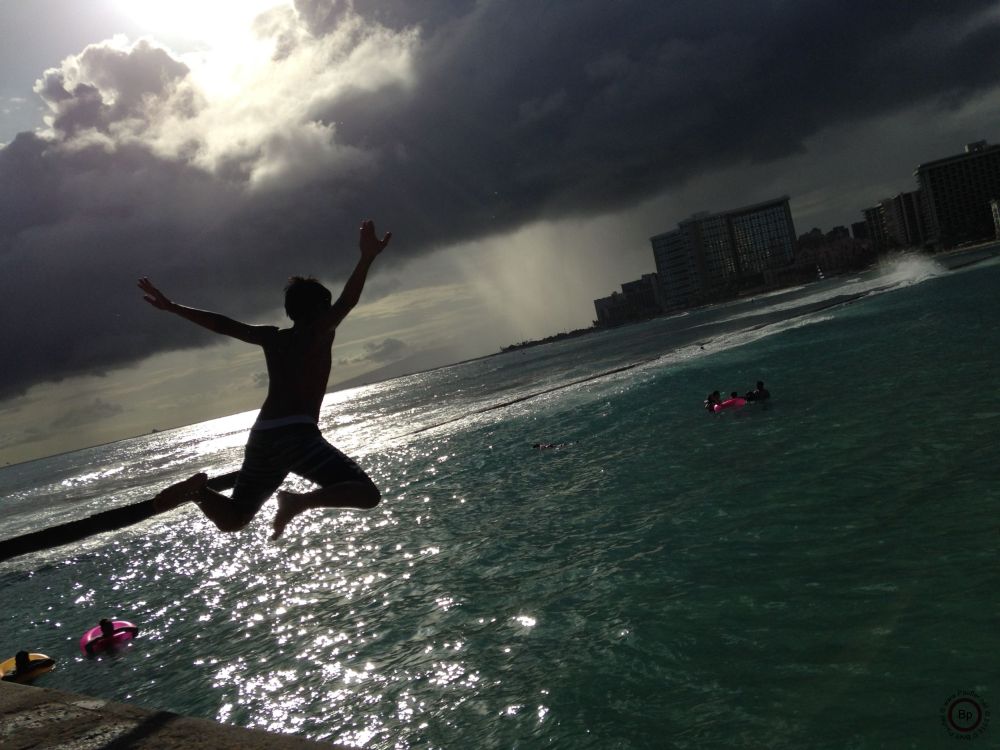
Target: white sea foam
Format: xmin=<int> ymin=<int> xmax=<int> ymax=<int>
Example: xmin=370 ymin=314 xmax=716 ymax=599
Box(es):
xmin=873 ymin=251 xmax=946 ymax=285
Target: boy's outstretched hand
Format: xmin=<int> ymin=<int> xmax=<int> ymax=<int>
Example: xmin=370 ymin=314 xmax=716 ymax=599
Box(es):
xmin=138 ymin=277 xmax=175 ymax=312
xmin=359 ymin=219 xmax=392 ymax=261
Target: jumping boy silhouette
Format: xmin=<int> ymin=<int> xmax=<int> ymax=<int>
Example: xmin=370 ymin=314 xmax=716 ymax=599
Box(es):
xmin=140 ymin=219 xmax=391 ymax=540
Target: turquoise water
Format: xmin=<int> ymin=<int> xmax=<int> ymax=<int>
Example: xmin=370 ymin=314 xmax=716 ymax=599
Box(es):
xmin=1 ymin=251 xmax=998 ymax=748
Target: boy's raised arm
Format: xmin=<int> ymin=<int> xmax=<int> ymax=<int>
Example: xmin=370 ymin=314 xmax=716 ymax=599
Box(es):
xmin=138 ymin=277 xmax=275 ymax=345
xmin=321 ymin=219 xmax=392 ymax=332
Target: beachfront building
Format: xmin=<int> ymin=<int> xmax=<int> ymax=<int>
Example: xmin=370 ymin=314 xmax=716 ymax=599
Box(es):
xmin=880 ymin=190 xmax=926 ymax=249
xmin=851 ymin=221 xmax=869 ymax=241
xmin=862 ymin=204 xmax=888 ymax=254
xmin=593 ymin=273 xmax=664 ymax=327
xmin=915 ymin=140 xmax=1000 ymax=248
xmin=992 ymin=199 xmax=1000 ymax=239
xmin=622 ymin=274 xmax=666 ymax=313
xmin=650 ymin=196 xmax=797 ymax=309
xmin=593 ymin=293 xmax=629 ymax=327
xmin=651 ymin=228 xmax=701 ymax=310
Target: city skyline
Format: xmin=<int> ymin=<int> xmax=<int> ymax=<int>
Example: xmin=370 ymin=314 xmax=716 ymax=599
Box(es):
xmin=596 ymin=134 xmax=1000 ymax=322
xmin=4 ymin=1 xmax=1000 ymax=463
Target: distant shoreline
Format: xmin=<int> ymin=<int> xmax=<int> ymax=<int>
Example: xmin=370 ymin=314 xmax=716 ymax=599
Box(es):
xmin=495 ymin=242 xmax=1000 ymax=352
xmin=498 ymin=326 xmax=598 ymax=353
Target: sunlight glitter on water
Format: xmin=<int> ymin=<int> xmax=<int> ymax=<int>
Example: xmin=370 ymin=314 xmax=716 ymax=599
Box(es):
xmin=59 ymin=466 xmax=125 ymax=488
xmin=3 ymin=257 xmax=998 ymax=748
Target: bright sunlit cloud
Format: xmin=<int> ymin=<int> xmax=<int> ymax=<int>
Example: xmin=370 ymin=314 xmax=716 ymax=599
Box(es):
xmin=111 ymin=0 xmax=289 ymax=48
xmin=75 ymin=3 xmax=421 ymax=188
xmin=109 ymin=0 xmax=291 ymax=104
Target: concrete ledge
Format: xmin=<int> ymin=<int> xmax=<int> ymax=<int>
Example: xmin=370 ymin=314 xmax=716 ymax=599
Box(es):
xmin=0 ymin=680 xmax=345 ymax=749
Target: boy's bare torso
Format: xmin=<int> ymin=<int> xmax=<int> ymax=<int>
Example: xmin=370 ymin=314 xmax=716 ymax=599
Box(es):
xmin=258 ymin=325 xmax=336 ymax=422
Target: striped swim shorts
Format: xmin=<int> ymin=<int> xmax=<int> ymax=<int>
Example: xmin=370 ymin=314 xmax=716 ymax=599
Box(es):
xmin=230 ymin=423 xmax=373 ymax=517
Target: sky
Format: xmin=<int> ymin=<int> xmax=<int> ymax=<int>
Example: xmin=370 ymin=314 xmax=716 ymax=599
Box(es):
xmin=3 ymin=0 xmax=1000 ymax=464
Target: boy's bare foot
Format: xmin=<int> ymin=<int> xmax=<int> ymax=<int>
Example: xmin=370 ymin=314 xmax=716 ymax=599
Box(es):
xmin=153 ymin=472 xmax=208 ymax=513
xmin=271 ymin=490 xmax=305 ymax=540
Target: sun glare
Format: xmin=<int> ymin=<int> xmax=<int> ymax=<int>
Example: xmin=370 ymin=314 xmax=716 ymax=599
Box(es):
xmin=113 ymin=0 xmax=289 ymax=48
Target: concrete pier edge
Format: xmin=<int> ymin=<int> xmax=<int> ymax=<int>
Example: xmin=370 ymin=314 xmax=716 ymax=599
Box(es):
xmin=0 ymin=680 xmax=349 ymax=749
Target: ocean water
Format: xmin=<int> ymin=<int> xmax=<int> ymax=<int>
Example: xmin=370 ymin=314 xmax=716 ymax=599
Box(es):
xmin=1 ymin=249 xmax=998 ymax=749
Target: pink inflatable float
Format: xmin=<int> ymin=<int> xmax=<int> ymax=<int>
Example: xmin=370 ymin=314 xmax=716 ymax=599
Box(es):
xmin=713 ymin=397 xmax=747 ymax=413
xmin=79 ymin=619 xmax=139 ymax=655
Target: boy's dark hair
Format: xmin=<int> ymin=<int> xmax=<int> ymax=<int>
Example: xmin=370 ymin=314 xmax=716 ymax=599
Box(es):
xmin=284 ymin=276 xmax=332 ymax=322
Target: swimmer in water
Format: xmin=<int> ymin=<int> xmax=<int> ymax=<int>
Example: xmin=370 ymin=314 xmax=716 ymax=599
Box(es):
xmin=2 ymin=651 xmax=55 ymax=682
xmin=85 ymin=619 xmax=140 ymax=655
xmin=744 ymin=381 xmax=770 ymax=402
xmin=704 ymin=391 xmax=721 ymax=412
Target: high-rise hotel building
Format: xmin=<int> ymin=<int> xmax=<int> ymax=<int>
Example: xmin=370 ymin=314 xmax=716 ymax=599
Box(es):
xmin=863 ymin=191 xmax=926 ymax=253
xmin=650 ymin=196 xmax=796 ymax=309
xmin=915 ymin=140 xmax=1000 ymax=248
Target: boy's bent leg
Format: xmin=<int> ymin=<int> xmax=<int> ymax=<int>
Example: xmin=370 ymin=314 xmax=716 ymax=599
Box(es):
xmin=152 ymin=473 xmax=209 ymax=512
xmin=271 ymin=480 xmax=380 ymax=540
xmin=275 ymin=427 xmax=380 ymax=539
xmin=153 ymin=472 xmax=256 ymax=532
xmin=195 ymin=487 xmax=257 ymax=532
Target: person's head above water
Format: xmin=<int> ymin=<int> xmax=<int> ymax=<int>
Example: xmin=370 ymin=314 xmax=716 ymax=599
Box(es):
xmin=99 ymin=618 xmax=114 ymax=638
xmin=757 ymin=381 xmax=765 ymax=390
xmin=731 ymin=391 xmax=738 ymax=399
xmin=284 ymin=276 xmax=332 ymax=324
xmin=14 ymin=651 xmax=30 ymax=671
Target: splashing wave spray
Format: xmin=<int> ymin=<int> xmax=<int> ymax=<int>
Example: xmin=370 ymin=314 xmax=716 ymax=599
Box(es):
xmin=875 ymin=251 xmax=946 ymax=286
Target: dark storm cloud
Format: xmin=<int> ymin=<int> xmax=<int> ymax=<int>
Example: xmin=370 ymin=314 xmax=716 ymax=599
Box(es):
xmin=335 ymin=0 xmax=1000 ymax=221
xmin=49 ymin=397 xmax=124 ymax=428
xmin=338 ymin=337 xmax=409 ymax=365
xmin=362 ymin=337 xmax=408 ymax=362
xmin=2 ymin=0 xmax=1000 ymax=398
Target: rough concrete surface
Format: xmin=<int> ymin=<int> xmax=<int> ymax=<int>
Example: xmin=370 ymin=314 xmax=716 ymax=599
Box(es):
xmin=0 ymin=680 xmax=347 ymax=749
